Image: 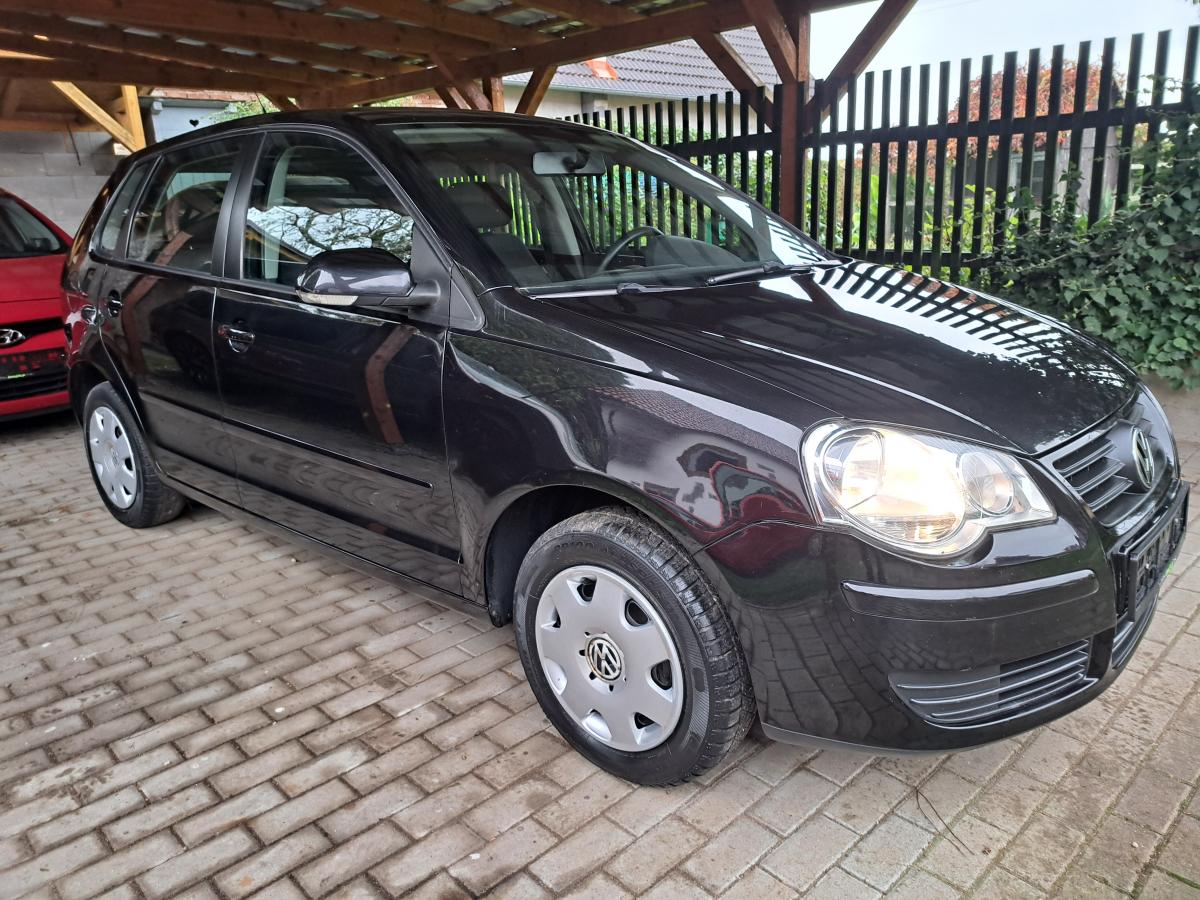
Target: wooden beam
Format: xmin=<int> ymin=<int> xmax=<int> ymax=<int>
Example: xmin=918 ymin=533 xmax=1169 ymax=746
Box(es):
xmin=313 ymin=0 xmax=756 ymax=106
xmin=429 ymin=52 xmax=492 ymax=110
xmin=0 ymin=13 xmax=331 ymax=85
xmin=0 ymin=77 xmax=19 ymax=117
xmin=331 ymin=0 xmax=549 ymax=48
xmin=504 ymin=0 xmax=641 ymax=26
xmin=515 ymin=65 xmax=557 ymax=115
xmin=0 ymin=55 xmax=296 ymax=93
xmin=693 ymin=31 xmax=773 ymax=118
xmin=267 ymin=94 xmax=301 ymax=111
xmin=118 ymin=84 xmax=144 ymax=149
xmin=806 ymin=0 xmax=914 ymax=118
xmin=0 ymin=0 xmax=491 ymax=59
xmin=485 ymin=75 xmax=505 ymax=113
xmin=741 ymin=0 xmax=800 ymax=82
xmin=435 ymin=85 xmax=469 ymax=109
xmin=50 ymin=80 xmax=138 ymax=149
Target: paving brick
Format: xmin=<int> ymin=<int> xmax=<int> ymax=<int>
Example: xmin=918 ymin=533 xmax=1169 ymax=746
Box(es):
xmin=463 ymin=776 xmax=562 ymax=840
xmin=841 ymin=813 xmax=933 ymax=891
xmin=139 ymin=742 xmax=243 ymax=800
xmin=370 ymin=823 xmax=483 ymax=895
xmin=177 ymin=782 xmax=288 ymax=847
xmin=750 ymin=767 xmax=838 ymax=835
xmin=28 ymin=786 xmax=143 ymax=852
xmin=527 ymin=817 xmax=634 ymax=893
xmin=343 ymin=736 xmax=438 ymax=794
xmin=57 ymin=831 xmax=184 ymax=900
xmin=410 ymin=734 xmax=501 ymax=793
xmin=0 ymin=832 xmax=107 ymax=898
xmin=215 ymin=826 xmax=331 ymax=899
xmin=295 ymin=821 xmax=410 ymax=896
xmin=762 ymin=813 xmax=859 ymax=891
xmin=276 ymin=741 xmax=373 ymax=797
xmin=604 ymin=814 xmax=706 ymax=894
xmin=919 ymin=814 xmax=1013 ymax=890
xmin=75 ymin=745 xmax=182 ymax=802
xmin=678 ymin=768 xmax=771 ymax=835
xmin=211 ymin=741 xmax=312 ymax=798
xmin=251 ymin=778 xmax=358 ymax=843
xmin=136 ymin=827 xmax=258 ymax=899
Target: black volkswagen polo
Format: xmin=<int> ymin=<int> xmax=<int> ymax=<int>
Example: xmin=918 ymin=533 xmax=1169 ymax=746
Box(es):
xmin=62 ymin=110 xmax=1186 ymax=785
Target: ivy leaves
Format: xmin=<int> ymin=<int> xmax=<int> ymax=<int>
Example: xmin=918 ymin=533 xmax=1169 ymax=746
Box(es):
xmin=978 ymin=101 xmax=1200 ymax=388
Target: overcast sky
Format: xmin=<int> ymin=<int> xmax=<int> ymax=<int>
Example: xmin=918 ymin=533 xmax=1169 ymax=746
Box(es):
xmin=811 ymin=0 xmax=1200 ymax=78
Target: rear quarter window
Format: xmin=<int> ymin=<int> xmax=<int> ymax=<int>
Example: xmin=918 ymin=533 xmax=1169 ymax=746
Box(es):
xmin=97 ymin=163 xmax=151 ymax=254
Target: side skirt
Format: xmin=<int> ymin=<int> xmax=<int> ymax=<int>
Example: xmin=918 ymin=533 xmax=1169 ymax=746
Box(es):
xmin=164 ymin=475 xmax=488 ymax=620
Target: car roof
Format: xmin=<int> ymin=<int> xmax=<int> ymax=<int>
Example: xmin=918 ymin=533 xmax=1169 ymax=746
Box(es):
xmin=139 ymin=108 xmax=598 ymax=160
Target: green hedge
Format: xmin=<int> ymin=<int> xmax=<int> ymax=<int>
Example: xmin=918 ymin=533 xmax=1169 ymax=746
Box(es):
xmin=976 ymin=102 xmax=1200 ymax=389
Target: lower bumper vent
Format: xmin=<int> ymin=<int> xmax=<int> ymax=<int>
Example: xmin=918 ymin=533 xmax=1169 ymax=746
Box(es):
xmin=890 ymin=640 xmax=1094 ymax=729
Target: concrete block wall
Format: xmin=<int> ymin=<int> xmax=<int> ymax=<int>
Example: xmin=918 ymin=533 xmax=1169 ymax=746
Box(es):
xmin=0 ymin=131 xmax=120 ymax=237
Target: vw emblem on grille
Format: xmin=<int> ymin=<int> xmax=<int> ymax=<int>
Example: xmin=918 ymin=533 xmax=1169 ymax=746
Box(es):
xmin=1131 ymin=427 xmax=1155 ymax=490
xmin=585 ymin=635 xmax=623 ymax=682
xmin=0 ymin=328 xmax=25 ymax=348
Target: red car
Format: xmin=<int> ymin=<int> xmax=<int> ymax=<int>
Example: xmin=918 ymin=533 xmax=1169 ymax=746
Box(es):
xmin=0 ymin=190 xmax=71 ymax=420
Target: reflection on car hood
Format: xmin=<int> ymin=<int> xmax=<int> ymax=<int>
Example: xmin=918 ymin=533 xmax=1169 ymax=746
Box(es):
xmin=548 ymin=260 xmax=1138 ymax=455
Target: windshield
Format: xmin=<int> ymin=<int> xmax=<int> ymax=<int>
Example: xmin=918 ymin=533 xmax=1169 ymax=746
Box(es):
xmin=0 ymin=197 xmax=63 ymax=259
xmin=381 ymin=120 xmax=833 ymax=293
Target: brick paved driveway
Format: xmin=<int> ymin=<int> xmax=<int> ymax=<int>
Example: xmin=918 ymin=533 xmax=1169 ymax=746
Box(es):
xmin=1 ymin=412 xmax=1198 ymax=900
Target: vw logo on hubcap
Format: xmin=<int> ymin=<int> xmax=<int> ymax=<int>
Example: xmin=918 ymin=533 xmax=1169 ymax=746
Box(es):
xmin=585 ymin=635 xmax=624 ymax=682
xmin=1131 ymin=427 xmax=1155 ymax=490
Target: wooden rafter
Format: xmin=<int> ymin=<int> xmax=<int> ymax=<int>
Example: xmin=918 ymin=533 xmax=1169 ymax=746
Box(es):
xmin=268 ymin=94 xmax=301 ymax=111
xmin=312 ymin=0 xmax=757 ymax=106
xmin=504 ymin=0 xmax=641 ymax=27
xmin=429 ymin=52 xmax=492 ymax=111
xmin=0 ymin=55 xmax=297 ymax=94
xmin=741 ymin=0 xmax=805 ymax=83
xmin=334 ymin=0 xmax=548 ymax=48
xmin=50 ymin=79 xmax=142 ymax=149
xmin=0 ymin=0 xmax=491 ymax=59
xmin=435 ymin=85 xmax=470 ymax=110
xmin=0 ymin=13 xmax=333 ymax=86
xmin=806 ymin=0 xmax=915 ymax=117
xmin=515 ymin=65 xmax=557 ymax=115
xmin=693 ymin=31 xmax=773 ymax=118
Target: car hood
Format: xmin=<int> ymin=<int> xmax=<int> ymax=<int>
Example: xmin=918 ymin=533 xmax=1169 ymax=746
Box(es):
xmin=542 ymin=260 xmax=1138 ymax=455
xmin=0 ymin=253 xmax=66 ymax=304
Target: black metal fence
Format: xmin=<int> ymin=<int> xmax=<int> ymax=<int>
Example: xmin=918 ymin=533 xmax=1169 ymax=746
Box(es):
xmin=565 ymin=25 xmax=1199 ymax=281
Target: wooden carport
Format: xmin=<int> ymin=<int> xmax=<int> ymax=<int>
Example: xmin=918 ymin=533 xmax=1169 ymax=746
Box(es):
xmin=0 ymin=0 xmax=914 ymax=223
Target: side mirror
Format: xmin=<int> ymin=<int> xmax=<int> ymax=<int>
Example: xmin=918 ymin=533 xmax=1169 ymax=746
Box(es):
xmin=296 ymin=247 xmax=428 ymax=308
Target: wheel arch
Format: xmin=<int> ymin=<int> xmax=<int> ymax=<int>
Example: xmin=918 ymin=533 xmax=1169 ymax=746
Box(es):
xmin=479 ymin=477 xmax=702 ymax=627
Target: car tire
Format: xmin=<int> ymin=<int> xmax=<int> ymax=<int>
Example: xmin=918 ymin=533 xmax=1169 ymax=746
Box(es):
xmin=83 ymin=381 xmax=185 ymax=528
xmin=513 ymin=506 xmax=754 ymax=785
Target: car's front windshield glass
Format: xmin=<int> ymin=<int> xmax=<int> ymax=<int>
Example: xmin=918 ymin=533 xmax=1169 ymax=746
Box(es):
xmin=380 ymin=120 xmax=833 ymax=293
xmin=0 ymin=197 xmax=63 ymax=259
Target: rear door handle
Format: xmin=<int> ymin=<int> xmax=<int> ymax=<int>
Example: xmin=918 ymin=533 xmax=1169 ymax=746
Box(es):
xmin=217 ymin=323 xmax=255 ymax=352
xmin=103 ymin=290 xmax=123 ymax=317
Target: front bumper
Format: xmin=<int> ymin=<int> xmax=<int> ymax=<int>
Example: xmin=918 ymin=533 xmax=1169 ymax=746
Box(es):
xmin=700 ymin=479 xmax=1188 ymax=753
xmin=0 ymin=342 xmax=69 ymax=420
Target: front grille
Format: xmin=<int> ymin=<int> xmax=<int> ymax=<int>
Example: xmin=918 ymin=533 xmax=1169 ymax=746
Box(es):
xmin=1048 ymin=395 xmax=1173 ymax=527
xmin=890 ymin=640 xmax=1094 ymax=729
xmin=0 ymin=364 xmax=67 ymax=402
xmin=2 ymin=317 xmax=64 ymax=344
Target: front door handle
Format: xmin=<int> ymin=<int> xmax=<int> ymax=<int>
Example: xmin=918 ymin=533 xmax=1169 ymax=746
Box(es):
xmin=103 ymin=290 xmax=123 ymax=317
xmin=217 ymin=322 xmax=255 ymax=353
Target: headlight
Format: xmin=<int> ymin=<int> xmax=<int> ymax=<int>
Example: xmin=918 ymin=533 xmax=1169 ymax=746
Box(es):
xmin=802 ymin=422 xmax=1055 ymax=557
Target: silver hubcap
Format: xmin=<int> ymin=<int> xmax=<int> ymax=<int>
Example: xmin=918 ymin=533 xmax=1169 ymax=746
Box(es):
xmin=88 ymin=406 xmax=138 ymax=510
xmin=534 ymin=565 xmax=684 ymax=752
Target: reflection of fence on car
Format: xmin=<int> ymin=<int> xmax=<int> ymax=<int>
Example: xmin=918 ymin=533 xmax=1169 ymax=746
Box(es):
xmin=567 ymin=26 xmax=1199 ymax=282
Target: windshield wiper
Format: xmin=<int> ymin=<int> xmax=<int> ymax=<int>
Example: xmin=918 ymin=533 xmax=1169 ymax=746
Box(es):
xmin=704 ymin=260 xmax=838 ymax=285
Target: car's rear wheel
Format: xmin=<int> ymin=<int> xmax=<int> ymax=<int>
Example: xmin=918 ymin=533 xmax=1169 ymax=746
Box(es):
xmin=513 ymin=506 xmax=754 ymax=785
xmin=83 ymin=382 xmax=185 ymax=528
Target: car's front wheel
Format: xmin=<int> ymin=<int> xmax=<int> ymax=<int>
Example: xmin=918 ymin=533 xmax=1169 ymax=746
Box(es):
xmin=513 ymin=506 xmax=754 ymax=785
xmin=83 ymin=382 xmax=185 ymax=528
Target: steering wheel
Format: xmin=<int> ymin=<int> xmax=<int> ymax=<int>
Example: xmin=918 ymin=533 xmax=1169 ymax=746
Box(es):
xmin=597 ymin=225 xmax=664 ymax=272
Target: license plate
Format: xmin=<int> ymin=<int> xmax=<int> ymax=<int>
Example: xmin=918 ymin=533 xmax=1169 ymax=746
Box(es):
xmin=1124 ymin=491 xmax=1188 ymax=616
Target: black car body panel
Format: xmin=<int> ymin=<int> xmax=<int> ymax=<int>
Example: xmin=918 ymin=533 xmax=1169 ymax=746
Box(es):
xmin=63 ymin=109 xmax=1186 ymax=754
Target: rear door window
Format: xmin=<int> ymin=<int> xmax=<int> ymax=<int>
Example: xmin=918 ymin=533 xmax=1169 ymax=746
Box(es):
xmin=97 ymin=163 xmax=150 ymax=254
xmin=128 ymin=139 xmax=241 ymax=274
xmin=240 ymin=132 xmax=414 ymax=287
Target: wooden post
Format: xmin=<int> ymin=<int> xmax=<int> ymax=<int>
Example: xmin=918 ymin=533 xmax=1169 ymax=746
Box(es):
xmin=120 ymin=85 xmax=146 ymax=149
xmin=485 ymin=75 xmax=504 ymax=112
